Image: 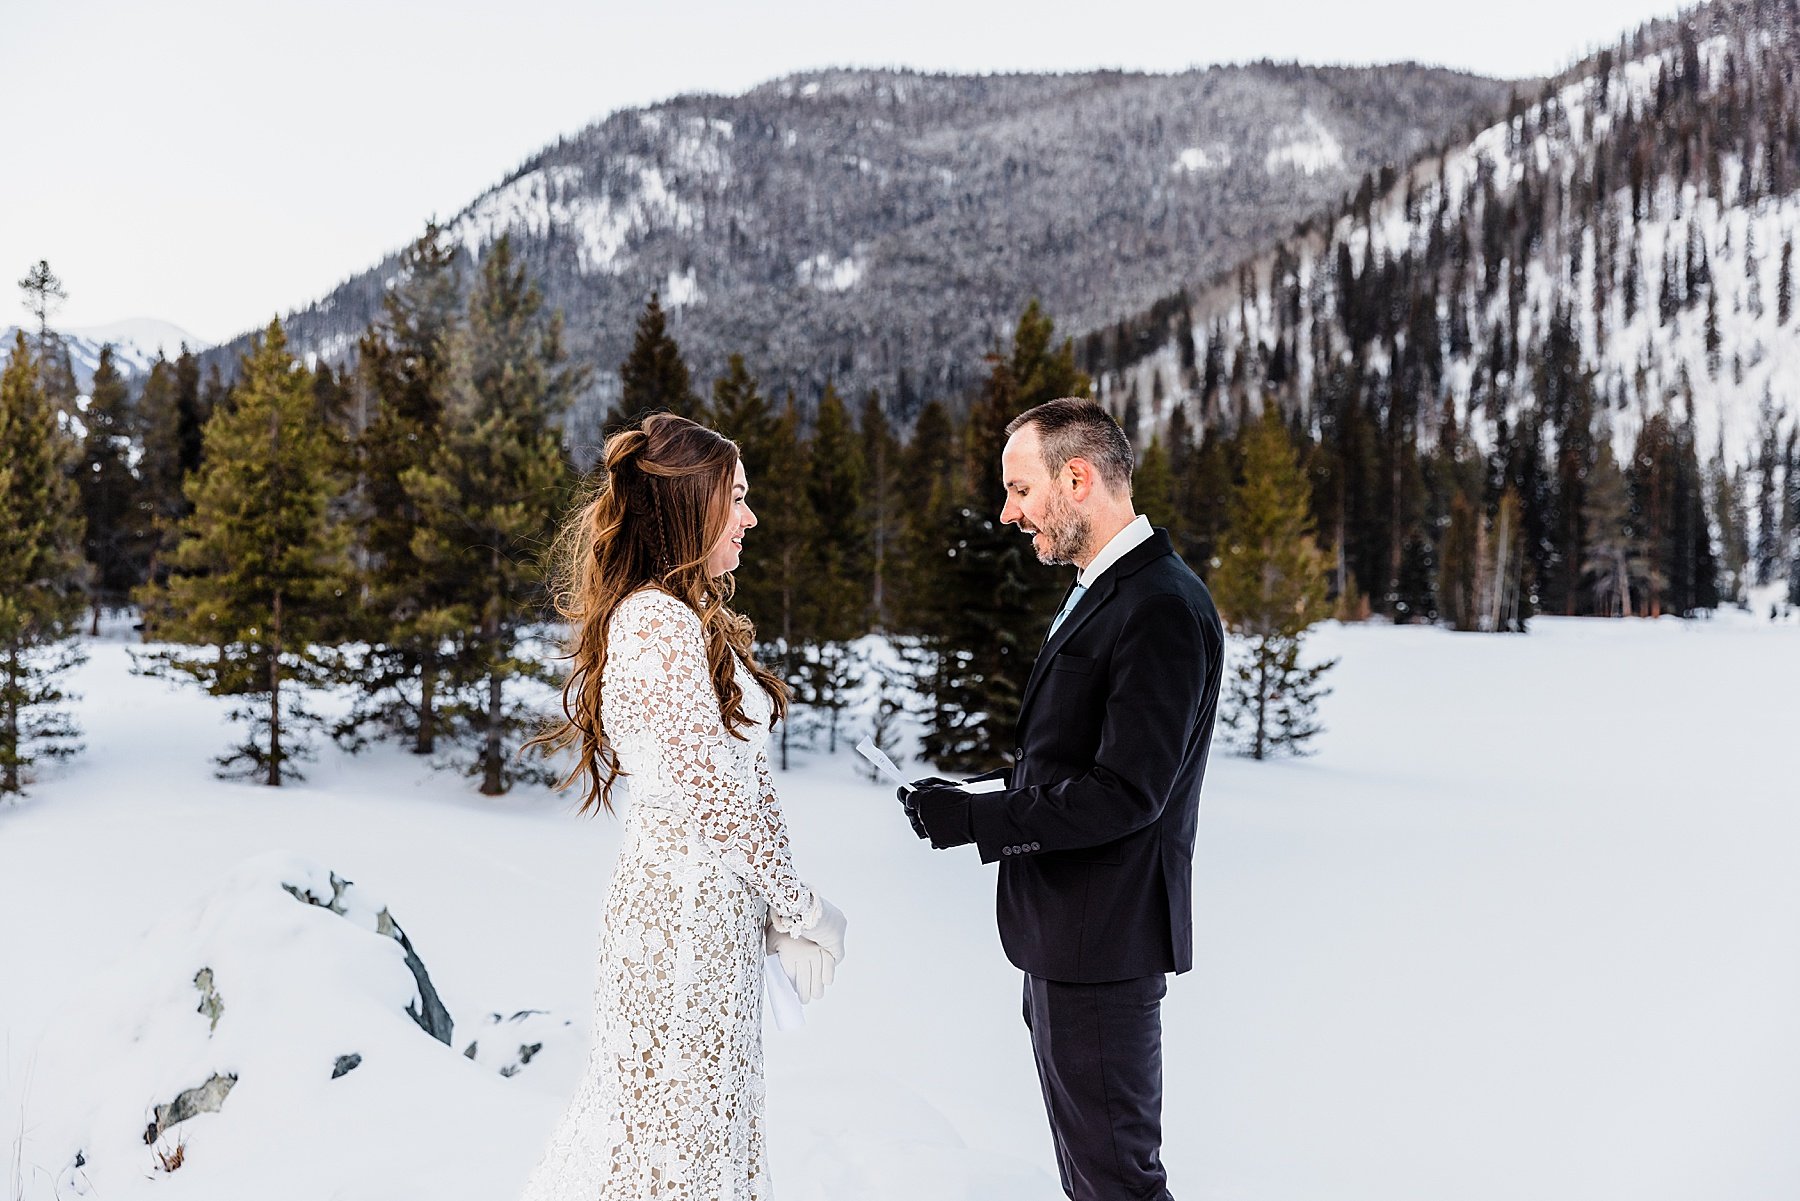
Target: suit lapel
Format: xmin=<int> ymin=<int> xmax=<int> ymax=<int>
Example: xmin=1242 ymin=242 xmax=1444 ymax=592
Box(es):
xmin=1016 ymin=530 xmax=1174 ymax=729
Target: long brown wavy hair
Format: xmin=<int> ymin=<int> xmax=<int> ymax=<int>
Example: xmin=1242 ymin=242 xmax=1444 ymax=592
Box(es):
xmin=528 ymin=413 xmax=788 ymax=814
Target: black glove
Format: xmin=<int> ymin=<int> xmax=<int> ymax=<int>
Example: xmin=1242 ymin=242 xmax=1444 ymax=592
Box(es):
xmin=896 ymin=777 xmax=958 ymax=840
xmin=906 ymin=783 xmax=976 ymax=850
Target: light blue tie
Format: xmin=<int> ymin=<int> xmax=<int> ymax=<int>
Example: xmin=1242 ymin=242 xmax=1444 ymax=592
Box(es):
xmin=1047 ymin=583 xmax=1087 ymax=639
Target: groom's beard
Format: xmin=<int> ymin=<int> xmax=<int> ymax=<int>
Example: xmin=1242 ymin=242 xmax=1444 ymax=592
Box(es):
xmin=1033 ymin=492 xmax=1091 ymax=566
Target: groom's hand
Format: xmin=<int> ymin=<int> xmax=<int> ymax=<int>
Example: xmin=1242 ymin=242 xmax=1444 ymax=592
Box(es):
xmin=896 ymin=777 xmax=957 ymax=839
xmin=899 ymin=779 xmax=975 ymax=850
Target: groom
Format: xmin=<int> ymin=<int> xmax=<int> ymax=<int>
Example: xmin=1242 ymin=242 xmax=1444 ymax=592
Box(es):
xmin=900 ymin=397 xmax=1223 ymax=1200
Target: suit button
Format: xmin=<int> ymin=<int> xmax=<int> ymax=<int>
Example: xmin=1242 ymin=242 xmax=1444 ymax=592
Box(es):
xmin=1029 ymin=842 xmax=1041 ymax=851
xmin=1012 ymin=748 xmax=1024 ymax=762
xmin=1002 ymin=846 xmax=1014 ymax=856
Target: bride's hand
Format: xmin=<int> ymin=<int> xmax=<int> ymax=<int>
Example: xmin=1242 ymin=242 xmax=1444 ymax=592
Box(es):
xmin=765 ymin=928 xmax=836 ymax=1003
xmin=799 ymin=896 xmax=847 ymax=964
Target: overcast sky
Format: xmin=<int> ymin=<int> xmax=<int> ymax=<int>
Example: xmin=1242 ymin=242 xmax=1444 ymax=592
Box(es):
xmin=3 ymin=0 xmax=1690 ymax=346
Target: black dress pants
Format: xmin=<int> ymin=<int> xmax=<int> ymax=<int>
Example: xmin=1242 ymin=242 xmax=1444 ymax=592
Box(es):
xmin=1022 ymin=972 xmax=1173 ymax=1201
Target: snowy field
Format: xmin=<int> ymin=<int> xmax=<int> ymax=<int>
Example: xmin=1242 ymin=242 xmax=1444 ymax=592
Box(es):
xmin=4 ymin=605 xmax=1800 ymax=1201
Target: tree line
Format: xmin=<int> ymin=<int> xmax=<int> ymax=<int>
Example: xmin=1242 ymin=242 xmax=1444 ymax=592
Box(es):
xmin=1 ymin=231 xmax=1345 ymax=797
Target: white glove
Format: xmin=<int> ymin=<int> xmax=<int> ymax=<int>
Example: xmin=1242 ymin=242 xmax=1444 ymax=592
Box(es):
xmin=799 ymin=895 xmax=847 ymax=964
xmin=764 ymin=926 xmax=835 ymax=1003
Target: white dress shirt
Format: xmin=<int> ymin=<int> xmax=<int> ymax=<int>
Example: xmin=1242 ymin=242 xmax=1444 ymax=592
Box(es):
xmin=1075 ymin=514 xmax=1153 ymax=589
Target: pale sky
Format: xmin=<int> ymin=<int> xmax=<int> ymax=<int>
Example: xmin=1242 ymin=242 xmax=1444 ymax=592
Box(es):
xmin=3 ymin=0 xmax=1690 ymax=346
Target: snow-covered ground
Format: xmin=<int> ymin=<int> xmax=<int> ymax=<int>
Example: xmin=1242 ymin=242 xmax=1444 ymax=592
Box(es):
xmin=4 ymin=605 xmax=1800 ymax=1200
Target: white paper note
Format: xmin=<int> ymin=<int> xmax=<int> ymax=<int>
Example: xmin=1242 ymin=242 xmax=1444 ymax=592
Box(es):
xmin=763 ymin=954 xmax=805 ymax=1030
xmin=855 ymin=737 xmax=910 ymax=788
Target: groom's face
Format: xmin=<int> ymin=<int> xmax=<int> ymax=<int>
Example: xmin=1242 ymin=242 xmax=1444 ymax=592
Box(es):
xmin=1000 ymin=424 xmax=1090 ymax=566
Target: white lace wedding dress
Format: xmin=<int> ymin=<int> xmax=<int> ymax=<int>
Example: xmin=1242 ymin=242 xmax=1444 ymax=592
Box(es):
xmin=519 ymin=587 xmax=821 ymax=1201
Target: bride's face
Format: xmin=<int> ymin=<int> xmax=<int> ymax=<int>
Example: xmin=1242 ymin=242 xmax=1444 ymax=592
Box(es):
xmin=704 ymin=460 xmax=756 ymax=577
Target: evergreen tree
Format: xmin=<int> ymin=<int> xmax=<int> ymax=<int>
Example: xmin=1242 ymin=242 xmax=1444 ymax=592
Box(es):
xmin=798 ymin=382 xmax=869 ymax=751
xmin=892 ymin=399 xmax=957 ymax=635
xmin=709 ymin=354 xmax=775 ymax=453
xmin=1753 ymin=397 xmax=1782 ymax=586
xmin=344 ymin=223 xmax=465 ymax=754
xmin=15 ymin=260 xmax=66 ymax=354
xmin=138 ymin=346 xmax=209 ymax=587
xmin=606 ymin=292 xmax=700 ymax=431
xmin=0 ymin=333 xmax=87 ymax=794
xmin=1210 ymin=407 xmax=1335 ymax=760
xmin=1439 ymin=491 xmax=1483 ymax=630
xmin=707 ymin=356 xmax=786 ymax=637
xmin=411 ymin=237 xmax=580 ymax=795
xmin=753 ymin=394 xmax=820 ymax=769
xmin=1391 ymin=530 xmax=1438 ymax=623
xmin=918 ymin=301 xmax=1088 ymax=772
xmin=860 ymin=390 xmax=901 ymax=630
xmin=1779 ymin=239 xmax=1793 ymax=325
xmin=136 ymin=321 xmax=346 ymax=785
xmin=1581 ymin=438 xmax=1643 ymax=616
xmin=1711 ymin=444 xmax=1750 ymax=605
xmin=1134 ymin=433 xmax=1178 ymax=532
xmin=1785 ymin=428 xmax=1800 ymax=607
xmin=78 ymin=346 xmax=151 ymax=629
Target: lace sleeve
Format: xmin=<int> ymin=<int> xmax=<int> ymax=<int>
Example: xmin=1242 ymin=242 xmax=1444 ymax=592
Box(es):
xmin=614 ymin=592 xmax=818 ymax=931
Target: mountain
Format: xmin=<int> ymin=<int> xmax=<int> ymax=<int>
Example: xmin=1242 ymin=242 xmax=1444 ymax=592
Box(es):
xmin=2 ymin=318 xmax=206 ymax=393
xmin=209 ymin=64 xmax=1518 ymax=433
xmin=1097 ymin=0 xmax=1800 ymax=475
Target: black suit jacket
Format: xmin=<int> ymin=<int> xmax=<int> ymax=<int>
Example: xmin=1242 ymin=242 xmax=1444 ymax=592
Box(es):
xmin=967 ymin=528 xmax=1224 ymax=983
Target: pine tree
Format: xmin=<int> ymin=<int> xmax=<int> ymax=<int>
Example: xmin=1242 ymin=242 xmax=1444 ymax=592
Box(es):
xmin=78 ymin=346 xmax=151 ymax=629
xmin=918 ymin=301 xmax=1088 ymax=772
xmin=1779 ymin=239 xmax=1793 ymax=325
xmin=344 ymin=223 xmax=466 ymax=754
xmin=136 ymin=321 xmax=346 ymax=785
xmin=1391 ymin=530 xmax=1438 ymax=623
xmin=1439 ymin=491 xmax=1482 ymax=630
xmin=410 ymin=237 xmax=579 ymax=795
xmin=1134 ymin=434 xmax=1178 ymax=532
xmin=0 ymin=333 xmax=87 ymax=794
xmin=606 ymin=292 xmax=700 ymax=431
xmin=15 ymin=261 xmax=66 ymax=354
xmin=860 ymin=390 xmax=900 ymax=630
xmin=1784 ymin=428 xmax=1800 ymax=607
xmin=133 ymin=354 xmax=180 ymax=586
xmin=1581 ymin=438 xmax=1642 ymax=616
xmin=137 ymin=346 xmax=209 ymax=588
xmin=798 ymin=383 xmax=869 ymax=751
xmin=709 ymin=354 xmax=774 ymax=452
xmin=1210 ymin=406 xmax=1335 ymax=760
xmin=1753 ymin=396 xmax=1782 ymax=586
xmin=753 ymin=394 xmax=820 ymax=770
xmin=892 ymin=399 xmax=957 ymax=634
xmin=708 ymin=355 xmax=787 ymax=638
xmin=1711 ymin=442 xmax=1750 ymax=606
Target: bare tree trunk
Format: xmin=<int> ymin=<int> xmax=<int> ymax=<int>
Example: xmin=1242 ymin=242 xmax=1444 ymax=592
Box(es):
xmin=415 ymin=654 xmax=436 ymax=755
xmin=268 ymin=592 xmax=283 ymax=787
xmin=1253 ymin=638 xmax=1269 ymax=761
xmin=3 ymin=642 xmax=19 ymax=793
xmin=481 ymin=548 xmax=504 ymax=796
xmin=778 ymin=567 xmax=792 ymax=772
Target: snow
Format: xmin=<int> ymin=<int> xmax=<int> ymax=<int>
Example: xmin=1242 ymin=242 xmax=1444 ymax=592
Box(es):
xmin=1263 ymin=110 xmax=1343 ymax=176
xmin=663 ymin=265 xmax=702 ymax=308
xmin=64 ymin=319 xmax=207 ymax=360
xmin=1172 ymin=145 xmax=1231 ymax=175
xmin=1175 ymin=30 xmax=1800 ymax=476
xmin=445 ymin=158 xmax=704 ymax=277
xmin=4 ymin=609 xmax=1800 ymax=1199
xmin=1 ymin=320 xmax=206 ymax=387
xmin=797 ymin=251 xmax=865 ymax=293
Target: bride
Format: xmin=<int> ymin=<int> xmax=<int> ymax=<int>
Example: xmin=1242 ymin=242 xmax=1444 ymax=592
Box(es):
xmin=521 ymin=413 xmax=846 ymax=1200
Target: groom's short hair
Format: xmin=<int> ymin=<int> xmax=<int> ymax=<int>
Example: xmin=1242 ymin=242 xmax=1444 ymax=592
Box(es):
xmin=1006 ymin=398 xmax=1134 ymax=495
